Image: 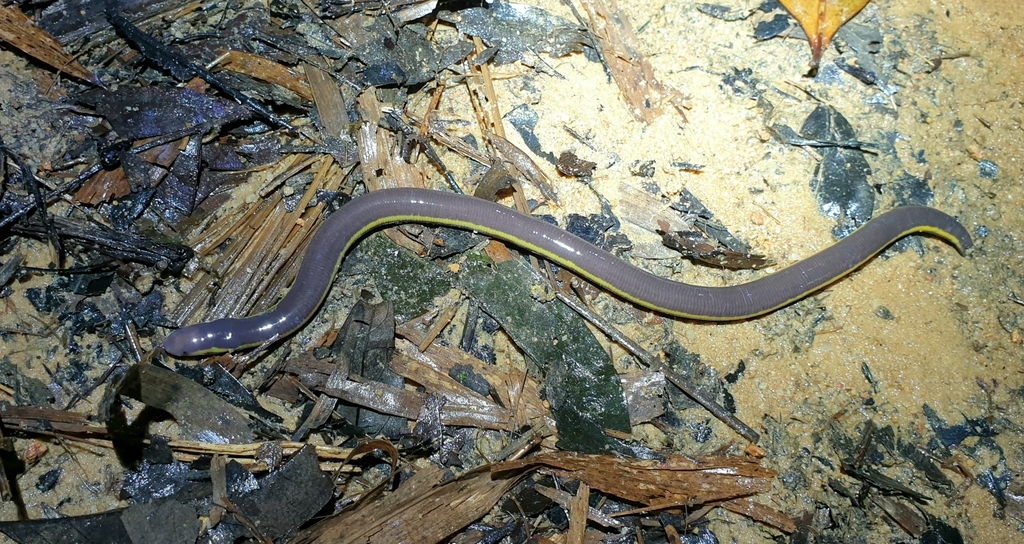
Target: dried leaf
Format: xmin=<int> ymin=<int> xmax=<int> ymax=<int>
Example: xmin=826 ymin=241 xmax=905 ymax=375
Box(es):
xmin=778 ymin=0 xmax=871 ymax=70
xmin=305 ymin=62 xmax=348 ymax=138
xmin=390 ymin=352 xmax=514 ymax=429
xmin=73 ymin=167 xmax=132 ymax=205
xmin=392 ymin=338 xmax=551 ymax=430
xmin=0 ymin=6 xmax=99 ymax=85
xmin=217 ymin=50 xmax=313 ymax=101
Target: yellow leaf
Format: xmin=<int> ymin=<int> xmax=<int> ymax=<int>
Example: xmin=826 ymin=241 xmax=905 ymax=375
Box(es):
xmin=778 ymin=0 xmax=871 ymax=72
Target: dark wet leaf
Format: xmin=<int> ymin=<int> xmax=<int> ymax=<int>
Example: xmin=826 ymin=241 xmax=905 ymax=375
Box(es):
xmin=37 ymin=0 xmax=146 ymax=44
xmin=24 ymin=284 xmax=66 ymax=313
xmin=474 ymin=518 xmax=524 ymax=544
xmin=890 ymin=172 xmax=934 ymax=208
xmin=107 ymin=12 xmax=289 ymax=129
xmin=922 ymin=403 xmax=998 ymax=449
xmin=174 ymin=363 xmax=281 ymax=424
xmin=121 ymin=499 xmax=201 ymax=544
xmin=81 ymin=87 xmax=252 ymax=140
xmin=0 ymin=253 xmax=23 ymax=295
xmin=799 ymin=104 xmax=875 ymax=236
xmin=65 ymin=271 xmax=115 ymax=297
xmin=565 ymin=212 xmax=621 ymax=249
xmin=978 ymin=160 xmax=998 ymax=179
xmin=754 ymin=12 xmax=794 ymax=41
xmin=697 ymin=3 xmax=755 ymax=21
xmin=201 ymin=143 xmax=248 ymax=171
xmin=767 ymin=122 xmax=875 ymax=150
xmin=354 ymin=22 xmax=441 ymax=87
xmin=8 ymin=215 xmax=194 ymax=274
xmin=834 ymin=56 xmax=876 ymax=84
xmin=501 ymin=477 xmax=555 ymax=517
xmin=330 ymin=299 xmax=406 ymax=439
xmin=120 ymin=291 xmax=172 ymax=332
xmin=974 ymin=463 xmax=1012 ymax=508
xmin=440 ymin=2 xmax=588 ymax=66
xmin=458 ymin=253 xmax=631 ymax=453
xmin=898 ymin=441 xmax=953 ymax=491
xmin=670 ymin=188 xmax=756 ymax=254
xmin=230 ymin=446 xmax=334 ymax=540
xmin=662 ymin=340 xmax=722 ymax=415
xmin=340 ymin=234 xmax=453 ymax=323
xmin=119 ymin=363 xmax=256 ymax=444
xmin=1003 ymin=478 xmax=1024 ymax=525
xmin=841 ymin=462 xmax=930 ymax=501
xmin=449 ymin=364 xmax=494 ymax=397
xmin=919 ymin=518 xmax=963 ymax=544
xmin=0 ymin=508 xmax=131 ymax=544
xmin=120 ymin=460 xmax=196 ymax=503
xmin=34 ymin=468 xmax=61 ymax=492
xmin=319 ymin=0 xmax=438 ymax=21
xmin=0 ymin=358 xmax=54 ymax=406
xmin=506 ymin=104 xmax=557 ymax=165
xmin=161 ymin=133 xmax=203 ymax=213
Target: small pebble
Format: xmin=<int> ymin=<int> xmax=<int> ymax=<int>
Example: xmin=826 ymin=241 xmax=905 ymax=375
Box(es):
xmin=966 ymin=144 xmax=983 ymax=161
xmin=22 ymin=439 xmax=48 ymax=465
xmin=978 ymin=160 xmax=998 ymax=179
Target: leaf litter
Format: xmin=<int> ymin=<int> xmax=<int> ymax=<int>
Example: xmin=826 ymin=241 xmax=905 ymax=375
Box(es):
xmin=0 ymin=0 xmax=1013 ymax=542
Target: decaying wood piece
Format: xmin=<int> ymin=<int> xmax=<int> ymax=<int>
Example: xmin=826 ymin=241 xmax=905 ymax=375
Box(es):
xmin=296 ymin=465 xmax=521 ymax=544
xmin=357 ymin=90 xmax=428 ymax=190
xmin=722 ymin=497 xmax=796 ymax=533
xmin=396 ymin=338 xmax=552 ymax=428
xmin=493 ymin=451 xmax=775 ymax=506
xmin=578 ymin=0 xmax=687 ymax=124
xmin=0 ymin=404 xmax=107 ymax=436
xmin=567 ymin=481 xmax=591 ymax=544
xmin=493 ymin=451 xmax=793 ymax=532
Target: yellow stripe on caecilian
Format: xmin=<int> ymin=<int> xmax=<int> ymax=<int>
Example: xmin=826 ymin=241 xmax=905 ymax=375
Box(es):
xmin=163 ymin=189 xmax=971 ymax=357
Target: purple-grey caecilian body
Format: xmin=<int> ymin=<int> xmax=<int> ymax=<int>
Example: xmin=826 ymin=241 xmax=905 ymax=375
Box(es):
xmin=163 ymin=189 xmax=972 ymax=356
